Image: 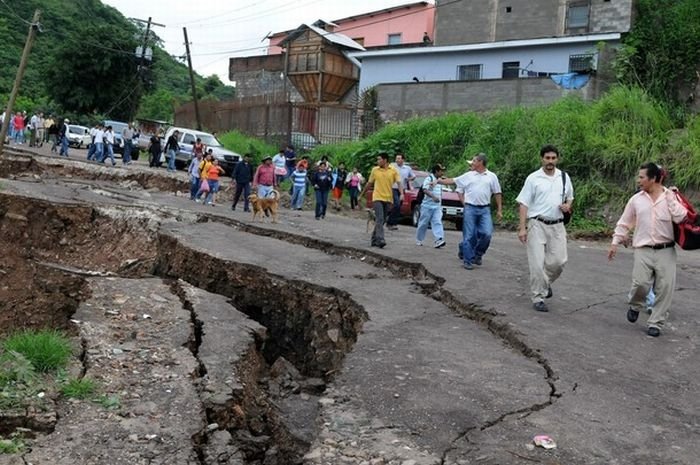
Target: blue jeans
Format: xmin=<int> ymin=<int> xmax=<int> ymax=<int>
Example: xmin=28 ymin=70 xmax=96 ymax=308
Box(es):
xmin=461 ymin=205 xmax=493 ymax=266
xmin=167 ymin=149 xmax=176 ymax=171
xmin=205 ymin=180 xmax=220 ymax=204
xmin=416 ymin=203 xmax=444 ymax=243
xmin=315 ymin=189 xmax=329 ymax=218
xmin=291 ymin=185 xmax=305 ymax=209
xmin=102 ymin=144 xmax=115 ymax=164
xmin=60 ymin=136 xmax=69 ymax=156
xmin=87 ymin=142 xmax=96 ymax=160
xmin=388 ymin=188 xmax=401 ymax=226
xmin=123 ymin=141 xmax=133 ymax=164
xmin=190 ymin=177 xmax=200 ymax=200
xmin=93 ymin=143 xmax=104 ymax=162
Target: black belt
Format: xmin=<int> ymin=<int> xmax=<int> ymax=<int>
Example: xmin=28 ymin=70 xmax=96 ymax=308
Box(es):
xmin=466 ymin=203 xmax=489 ymax=208
xmin=642 ymin=242 xmax=675 ymax=250
xmin=532 ymin=216 xmax=563 ymax=225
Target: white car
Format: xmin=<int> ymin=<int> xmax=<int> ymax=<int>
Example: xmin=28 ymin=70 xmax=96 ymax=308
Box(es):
xmin=66 ymin=125 xmax=91 ymax=148
xmin=162 ymin=127 xmax=241 ymax=174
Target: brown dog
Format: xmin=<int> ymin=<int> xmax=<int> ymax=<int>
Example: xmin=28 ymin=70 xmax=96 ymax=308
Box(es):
xmin=248 ymin=190 xmax=280 ymax=223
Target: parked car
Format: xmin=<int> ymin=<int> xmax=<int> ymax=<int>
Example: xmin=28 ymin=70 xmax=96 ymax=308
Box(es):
xmin=366 ymin=170 xmax=464 ymax=229
xmin=290 ymin=131 xmax=318 ymax=152
xmin=103 ymin=120 xmax=141 ymax=161
xmin=66 ymin=125 xmax=91 ymax=148
xmin=162 ymin=127 xmax=241 ymax=175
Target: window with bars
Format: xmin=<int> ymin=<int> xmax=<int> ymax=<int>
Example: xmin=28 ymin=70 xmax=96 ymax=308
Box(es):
xmin=502 ymin=61 xmax=520 ymax=79
xmin=569 ymin=54 xmax=594 ymax=72
xmin=567 ymin=3 xmax=589 ymax=29
xmin=457 ymin=64 xmax=483 ymax=81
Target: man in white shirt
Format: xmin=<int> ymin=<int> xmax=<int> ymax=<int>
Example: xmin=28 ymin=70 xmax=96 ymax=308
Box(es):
xmin=440 ymin=154 xmax=502 ymax=269
xmin=516 ymin=145 xmax=574 ymax=312
xmin=387 ymin=154 xmax=415 ymax=230
xmin=102 ymin=126 xmax=116 ymax=166
xmin=92 ymin=125 xmax=105 ymax=162
xmin=29 ymin=113 xmax=39 ymax=147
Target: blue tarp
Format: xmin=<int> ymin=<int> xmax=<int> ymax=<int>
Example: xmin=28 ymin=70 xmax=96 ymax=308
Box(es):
xmin=550 ymin=73 xmax=590 ymax=90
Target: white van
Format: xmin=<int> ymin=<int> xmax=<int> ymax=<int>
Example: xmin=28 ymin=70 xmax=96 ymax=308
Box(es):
xmin=162 ymin=127 xmax=241 ymax=174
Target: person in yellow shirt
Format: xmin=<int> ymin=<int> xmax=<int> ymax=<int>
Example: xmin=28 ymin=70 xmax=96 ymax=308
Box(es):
xmin=195 ymin=151 xmax=214 ymax=202
xmin=365 ymin=153 xmax=403 ymax=248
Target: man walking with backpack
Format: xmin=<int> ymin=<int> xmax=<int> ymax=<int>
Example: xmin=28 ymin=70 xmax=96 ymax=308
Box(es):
xmin=607 ymin=162 xmax=688 ymax=337
xmin=415 ymin=164 xmax=447 ymax=248
xmin=516 ymin=145 xmax=573 ymax=313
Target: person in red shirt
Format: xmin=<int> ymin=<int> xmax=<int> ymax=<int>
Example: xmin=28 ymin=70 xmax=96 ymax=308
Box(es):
xmin=253 ymin=156 xmax=276 ymax=198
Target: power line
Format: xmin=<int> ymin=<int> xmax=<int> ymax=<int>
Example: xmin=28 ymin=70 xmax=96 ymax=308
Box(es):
xmin=170 ymin=0 xmax=274 ymax=27
xmin=187 ymin=0 xmax=325 ymax=30
xmin=0 ymin=0 xmax=34 ymax=26
xmin=184 ymin=0 xmax=461 ymax=58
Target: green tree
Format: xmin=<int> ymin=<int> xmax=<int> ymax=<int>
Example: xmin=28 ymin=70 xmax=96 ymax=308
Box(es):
xmin=44 ymin=23 xmax=140 ymax=120
xmin=615 ymin=0 xmax=700 ymax=108
xmin=137 ymin=89 xmax=180 ymax=121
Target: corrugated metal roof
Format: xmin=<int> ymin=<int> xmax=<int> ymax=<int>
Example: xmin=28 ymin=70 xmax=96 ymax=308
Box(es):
xmin=281 ymin=23 xmax=365 ymax=51
xmin=349 ymin=33 xmax=620 ymax=59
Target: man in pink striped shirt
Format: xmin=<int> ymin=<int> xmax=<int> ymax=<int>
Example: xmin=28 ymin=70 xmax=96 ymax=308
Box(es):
xmin=608 ymin=163 xmax=688 ymax=337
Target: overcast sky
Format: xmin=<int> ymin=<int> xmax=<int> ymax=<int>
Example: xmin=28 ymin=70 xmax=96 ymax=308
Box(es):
xmin=102 ymin=0 xmax=423 ymax=85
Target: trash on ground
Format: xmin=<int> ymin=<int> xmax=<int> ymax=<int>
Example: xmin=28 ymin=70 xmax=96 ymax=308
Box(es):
xmin=533 ymin=435 xmax=557 ymax=449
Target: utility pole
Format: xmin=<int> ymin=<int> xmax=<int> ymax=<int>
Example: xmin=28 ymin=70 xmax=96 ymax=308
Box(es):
xmin=129 ymin=17 xmax=165 ymax=122
xmin=183 ymin=27 xmax=202 ymax=131
xmin=0 ymin=10 xmax=41 ymax=154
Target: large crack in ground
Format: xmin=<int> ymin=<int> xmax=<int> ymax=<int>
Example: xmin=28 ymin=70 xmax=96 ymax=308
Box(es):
xmin=0 ymin=167 xmax=560 ymax=464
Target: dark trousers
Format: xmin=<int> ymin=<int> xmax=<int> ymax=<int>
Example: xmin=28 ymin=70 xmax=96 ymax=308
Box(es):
xmin=372 ymin=201 xmax=390 ymax=246
xmin=387 ymin=188 xmax=401 ymax=226
xmin=315 ymin=189 xmax=329 ymax=218
xmin=233 ymin=182 xmax=251 ymax=211
xmin=349 ymin=187 xmax=359 ymax=209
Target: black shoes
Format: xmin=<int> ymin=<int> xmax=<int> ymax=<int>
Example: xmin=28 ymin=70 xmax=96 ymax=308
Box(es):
xmin=546 ymin=287 xmax=553 ymax=299
xmin=533 ymin=301 xmax=548 ymax=312
xmin=647 ymin=327 xmax=661 ymax=337
xmin=474 ymin=256 xmax=482 ymax=266
xmin=626 ymin=308 xmax=639 ymax=323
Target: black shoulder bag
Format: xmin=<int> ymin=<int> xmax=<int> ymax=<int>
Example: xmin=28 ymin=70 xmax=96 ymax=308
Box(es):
xmin=561 ymin=171 xmax=572 ymax=225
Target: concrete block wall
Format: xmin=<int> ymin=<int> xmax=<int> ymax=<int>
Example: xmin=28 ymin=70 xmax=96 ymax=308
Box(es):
xmin=376 ymin=77 xmax=598 ymax=122
xmin=434 ymin=0 xmax=633 ymax=45
xmin=590 ymin=0 xmax=633 ymax=33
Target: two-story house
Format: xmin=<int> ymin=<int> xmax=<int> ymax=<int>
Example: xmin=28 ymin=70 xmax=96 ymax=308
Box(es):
xmin=350 ymin=0 xmax=634 ymax=120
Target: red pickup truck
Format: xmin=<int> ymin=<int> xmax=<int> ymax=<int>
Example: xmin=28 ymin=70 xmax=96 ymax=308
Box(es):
xmin=366 ymin=170 xmax=464 ymax=229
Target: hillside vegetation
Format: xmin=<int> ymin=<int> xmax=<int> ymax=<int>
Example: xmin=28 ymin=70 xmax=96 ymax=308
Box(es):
xmin=310 ymin=87 xmax=700 ymax=231
xmin=0 ymin=0 xmax=233 ymax=122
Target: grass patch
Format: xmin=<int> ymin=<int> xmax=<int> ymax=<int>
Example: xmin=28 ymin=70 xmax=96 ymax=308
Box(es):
xmin=96 ymin=393 xmax=121 ymax=410
xmin=0 ymin=350 xmax=45 ymax=410
xmin=60 ymin=378 xmax=97 ymax=399
xmin=2 ymin=329 xmax=72 ymax=373
xmin=0 ymin=433 xmax=26 ymax=454
xmin=305 ymin=85 xmax=693 ymax=231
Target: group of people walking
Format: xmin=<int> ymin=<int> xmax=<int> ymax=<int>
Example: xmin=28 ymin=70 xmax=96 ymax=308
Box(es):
xmin=363 ymin=145 xmax=688 ymax=337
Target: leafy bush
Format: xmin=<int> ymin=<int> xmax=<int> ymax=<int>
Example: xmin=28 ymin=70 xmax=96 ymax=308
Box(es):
xmin=309 ymin=86 xmax=692 ymax=229
xmin=219 ymin=130 xmax=277 ymax=164
xmin=2 ymin=330 xmax=72 ymax=373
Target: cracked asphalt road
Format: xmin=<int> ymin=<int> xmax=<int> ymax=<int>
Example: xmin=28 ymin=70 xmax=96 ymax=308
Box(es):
xmin=1 ymin=148 xmax=699 ymax=465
